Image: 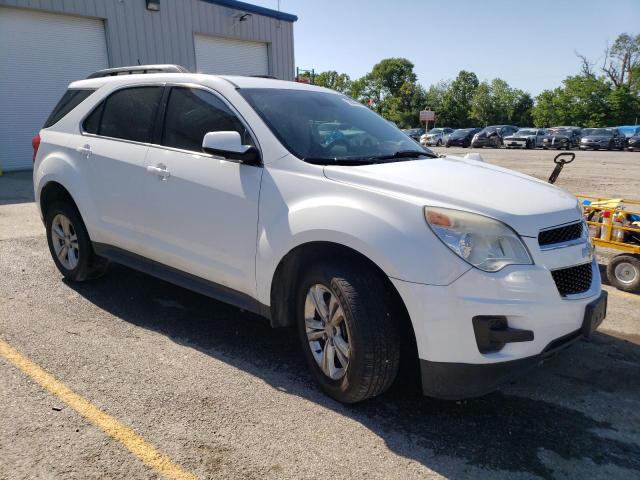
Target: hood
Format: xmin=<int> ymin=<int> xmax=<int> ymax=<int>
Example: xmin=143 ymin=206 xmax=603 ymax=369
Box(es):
xmin=323 ymin=156 xmax=580 ymax=237
xmin=543 ymin=134 xmax=570 ymax=140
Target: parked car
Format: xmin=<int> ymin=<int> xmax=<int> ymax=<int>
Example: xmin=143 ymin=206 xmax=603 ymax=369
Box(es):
xmin=541 ymin=127 xmax=581 ymax=150
xmin=503 ymin=128 xmax=546 ymax=149
xmin=627 ymin=135 xmax=640 ymax=151
xmin=445 ymin=128 xmax=481 ymax=148
xmin=33 ymin=65 xmax=606 ymax=403
xmin=470 ymin=125 xmax=519 ymax=148
xmin=618 ymin=125 xmax=640 ymax=139
xmin=402 ymin=127 xmax=425 ymax=142
xmin=579 ymin=128 xmax=626 ymax=150
xmin=420 ymin=127 xmax=454 ymax=146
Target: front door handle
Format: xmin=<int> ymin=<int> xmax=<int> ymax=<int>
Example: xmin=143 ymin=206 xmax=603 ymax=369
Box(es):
xmin=146 ymin=164 xmax=171 ymax=181
xmin=76 ymin=144 xmax=91 ymax=158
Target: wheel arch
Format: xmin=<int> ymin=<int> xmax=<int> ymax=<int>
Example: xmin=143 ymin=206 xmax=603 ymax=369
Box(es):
xmin=269 ymin=240 xmax=418 ymax=361
xmin=39 ymin=181 xmax=79 ymax=218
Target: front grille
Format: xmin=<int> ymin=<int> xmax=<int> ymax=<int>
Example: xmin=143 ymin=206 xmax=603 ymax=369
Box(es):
xmin=551 ymin=263 xmax=592 ymax=296
xmin=538 ymin=222 xmax=584 ymax=247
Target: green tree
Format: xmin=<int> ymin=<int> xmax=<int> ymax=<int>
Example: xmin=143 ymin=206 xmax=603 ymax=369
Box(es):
xmin=437 ymin=70 xmax=479 ymax=128
xmin=350 ymin=58 xmax=425 ymax=127
xmin=470 ymin=81 xmax=495 ymax=126
xmin=603 ymin=33 xmax=640 ymax=87
xmin=511 ymin=92 xmax=534 ymax=126
xmin=314 ymin=70 xmax=352 ymax=94
xmin=423 ymin=80 xmax=450 ymax=113
xmin=532 ymin=88 xmax=565 ymax=127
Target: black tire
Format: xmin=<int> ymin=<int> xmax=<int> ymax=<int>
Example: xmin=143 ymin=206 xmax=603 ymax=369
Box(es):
xmin=45 ymin=201 xmax=108 ymax=282
xmin=296 ymin=260 xmax=401 ymax=403
xmin=606 ymin=254 xmax=640 ymax=293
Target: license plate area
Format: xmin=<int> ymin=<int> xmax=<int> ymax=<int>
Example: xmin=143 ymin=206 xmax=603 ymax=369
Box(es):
xmin=581 ymin=291 xmax=608 ymax=337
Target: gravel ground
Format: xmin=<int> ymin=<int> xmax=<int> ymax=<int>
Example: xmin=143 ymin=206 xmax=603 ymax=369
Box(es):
xmin=1 ymin=150 xmax=639 ymax=480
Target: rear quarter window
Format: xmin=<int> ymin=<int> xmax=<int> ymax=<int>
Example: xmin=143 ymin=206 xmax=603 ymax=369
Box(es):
xmin=43 ymin=89 xmax=95 ymax=128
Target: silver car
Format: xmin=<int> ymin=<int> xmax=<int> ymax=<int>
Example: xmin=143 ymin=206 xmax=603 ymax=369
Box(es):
xmin=504 ymin=128 xmax=546 ymax=149
xmin=420 ymin=127 xmax=453 ymax=146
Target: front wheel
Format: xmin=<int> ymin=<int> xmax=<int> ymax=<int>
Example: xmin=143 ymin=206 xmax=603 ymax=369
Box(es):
xmin=296 ymin=261 xmax=401 ymax=403
xmin=607 ymin=254 xmax=640 ymax=292
xmin=45 ymin=202 xmax=108 ymax=282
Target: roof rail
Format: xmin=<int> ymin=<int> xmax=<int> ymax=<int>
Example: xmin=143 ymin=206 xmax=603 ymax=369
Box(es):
xmin=87 ymin=64 xmax=189 ymax=79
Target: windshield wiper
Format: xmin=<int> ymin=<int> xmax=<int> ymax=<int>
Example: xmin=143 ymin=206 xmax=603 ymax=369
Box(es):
xmin=303 ymin=150 xmax=437 ymax=166
xmin=370 ymin=150 xmax=438 ymax=161
xmin=303 ymin=157 xmax=378 ymax=165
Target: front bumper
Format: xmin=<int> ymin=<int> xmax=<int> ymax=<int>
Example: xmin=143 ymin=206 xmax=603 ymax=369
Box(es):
xmin=505 ymin=139 xmax=527 ymax=148
xmin=447 ymin=139 xmax=469 ymax=146
xmin=391 ymin=255 xmax=603 ymax=399
xmin=471 ymin=138 xmax=495 ymax=147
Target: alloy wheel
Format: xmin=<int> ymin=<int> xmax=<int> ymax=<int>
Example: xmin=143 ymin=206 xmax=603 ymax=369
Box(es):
xmin=304 ymin=284 xmax=351 ymax=380
xmin=51 ymin=213 xmax=80 ymax=270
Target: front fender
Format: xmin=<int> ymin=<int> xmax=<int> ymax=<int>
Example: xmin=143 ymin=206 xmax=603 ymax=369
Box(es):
xmin=255 ymin=157 xmax=471 ymax=305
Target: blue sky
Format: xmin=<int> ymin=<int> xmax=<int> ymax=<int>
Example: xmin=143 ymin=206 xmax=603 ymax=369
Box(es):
xmin=252 ymin=0 xmax=640 ymax=96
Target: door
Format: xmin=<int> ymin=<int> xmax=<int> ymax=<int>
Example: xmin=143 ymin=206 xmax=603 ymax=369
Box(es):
xmin=194 ymin=34 xmax=269 ymax=77
xmin=81 ymin=86 xmax=164 ymax=254
xmin=0 ymin=7 xmax=108 ymax=171
xmin=142 ymin=86 xmax=263 ymax=296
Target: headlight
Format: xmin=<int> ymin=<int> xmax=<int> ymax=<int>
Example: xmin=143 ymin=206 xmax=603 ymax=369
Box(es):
xmin=424 ymin=207 xmax=532 ymax=272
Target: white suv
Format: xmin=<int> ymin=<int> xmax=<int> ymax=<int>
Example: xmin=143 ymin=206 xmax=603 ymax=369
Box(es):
xmin=33 ymin=66 xmax=607 ymax=403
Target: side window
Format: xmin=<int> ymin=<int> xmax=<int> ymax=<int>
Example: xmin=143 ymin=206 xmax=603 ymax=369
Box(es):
xmin=161 ymin=87 xmax=253 ymax=152
xmin=85 ymin=86 xmax=162 ymax=142
xmin=44 ymin=89 xmax=95 ymax=128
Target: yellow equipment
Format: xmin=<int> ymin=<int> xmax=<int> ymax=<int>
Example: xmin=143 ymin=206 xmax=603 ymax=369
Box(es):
xmin=577 ymin=195 xmax=640 ymax=292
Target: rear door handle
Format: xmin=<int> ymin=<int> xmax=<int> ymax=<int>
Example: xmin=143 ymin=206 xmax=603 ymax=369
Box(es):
xmin=76 ymin=144 xmax=91 ymax=158
xmin=146 ymin=164 xmax=171 ymax=180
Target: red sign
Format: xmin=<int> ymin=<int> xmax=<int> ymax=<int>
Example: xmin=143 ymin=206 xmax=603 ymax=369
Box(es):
xmin=420 ymin=110 xmax=435 ymax=122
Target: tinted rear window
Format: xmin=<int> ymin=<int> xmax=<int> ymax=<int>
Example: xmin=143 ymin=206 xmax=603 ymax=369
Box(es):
xmin=44 ymin=89 xmax=95 ymax=128
xmin=84 ymin=86 xmax=162 ymax=143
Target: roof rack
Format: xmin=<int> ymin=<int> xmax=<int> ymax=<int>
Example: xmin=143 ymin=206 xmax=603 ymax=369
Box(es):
xmin=87 ymin=64 xmax=189 ymax=79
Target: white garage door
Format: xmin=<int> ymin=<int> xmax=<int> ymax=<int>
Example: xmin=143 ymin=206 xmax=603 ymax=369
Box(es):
xmin=195 ymin=35 xmax=269 ymax=77
xmin=0 ymin=7 xmax=108 ymax=171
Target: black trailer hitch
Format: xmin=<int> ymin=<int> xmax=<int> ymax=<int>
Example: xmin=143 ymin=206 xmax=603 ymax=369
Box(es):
xmin=548 ymin=152 xmax=575 ymax=184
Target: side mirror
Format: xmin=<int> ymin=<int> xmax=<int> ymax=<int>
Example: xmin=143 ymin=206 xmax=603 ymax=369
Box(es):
xmin=202 ymin=131 xmax=261 ymax=164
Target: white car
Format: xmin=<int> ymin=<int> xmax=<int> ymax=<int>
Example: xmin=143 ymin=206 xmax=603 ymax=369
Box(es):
xmin=33 ymin=65 xmax=607 ymax=403
xmin=503 ymin=128 xmax=547 ymax=149
xmin=420 ymin=128 xmax=453 ymax=146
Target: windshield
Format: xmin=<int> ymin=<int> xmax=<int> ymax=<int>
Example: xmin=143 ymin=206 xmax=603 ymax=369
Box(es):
xmin=515 ymin=129 xmax=537 ymax=136
xmin=479 ymin=127 xmax=497 ymax=134
xmin=451 ymin=129 xmax=473 ymax=137
xmin=582 ymin=128 xmax=613 ymax=136
xmin=547 ymin=128 xmax=570 ymax=135
xmin=239 ymin=88 xmax=432 ymax=162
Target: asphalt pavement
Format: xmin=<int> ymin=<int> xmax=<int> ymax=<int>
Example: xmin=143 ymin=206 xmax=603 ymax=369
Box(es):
xmin=1 ymin=151 xmax=639 ymax=479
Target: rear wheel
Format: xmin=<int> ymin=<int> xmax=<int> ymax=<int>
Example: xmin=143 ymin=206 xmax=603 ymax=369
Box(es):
xmin=607 ymin=254 xmax=640 ymax=292
xmin=45 ymin=202 xmax=108 ymax=282
xmin=296 ymin=260 xmax=401 ymax=403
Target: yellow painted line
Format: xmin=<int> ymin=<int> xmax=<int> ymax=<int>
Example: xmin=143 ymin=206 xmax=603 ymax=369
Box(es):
xmin=0 ymin=338 xmax=197 ymax=480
